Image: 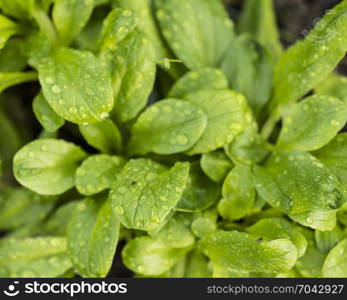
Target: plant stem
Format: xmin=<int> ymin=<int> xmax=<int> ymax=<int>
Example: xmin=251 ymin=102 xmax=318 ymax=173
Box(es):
xmin=31 ymin=4 xmax=59 ymax=46
xmin=260 ymin=105 xmax=282 ymax=140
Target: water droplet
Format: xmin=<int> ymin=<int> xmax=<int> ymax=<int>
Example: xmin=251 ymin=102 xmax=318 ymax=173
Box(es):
xmin=156 ymin=10 xmax=165 ymax=20
xmin=118 ymin=26 xmax=127 ymax=33
xmin=331 ymin=120 xmax=340 ymax=127
xmin=138 ymin=265 xmax=146 ymax=273
xmin=163 ymin=105 xmax=172 ymax=113
xmin=136 ymin=220 xmax=144 ymax=227
xmin=177 ymin=134 xmax=188 ymax=145
xmin=100 ymin=112 xmax=109 ymax=119
xmin=229 ymin=123 xmax=242 ymax=131
xmin=69 ymin=106 xmax=78 ymax=114
xmin=306 ymin=217 xmax=313 ymax=224
xmin=159 ymin=196 xmax=167 ymax=202
xmin=117 ymin=186 xmax=127 ymax=194
xmin=45 ymin=77 xmax=53 ymax=84
xmin=115 ymin=206 xmax=124 ymax=215
xmin=51 ymin=85 xmax=60 ymax=94
xmin=122 ymin=9 xmax=132 ymax=17
xmin=78 ymin=203 xmax=86 ymax=211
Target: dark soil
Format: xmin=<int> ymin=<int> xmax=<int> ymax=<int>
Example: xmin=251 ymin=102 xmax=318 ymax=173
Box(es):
xmin=226 ymin=0 xmax=341 ymax=46
xmin=225 ymin=0 xmax=347 ymax=74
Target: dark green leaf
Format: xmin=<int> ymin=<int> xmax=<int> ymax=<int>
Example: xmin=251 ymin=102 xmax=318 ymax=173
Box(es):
xmin=277 ymin=95 xmax=347 ymax=151
xmin=0 ymin=71 xmax=37 ymax=94
xmin=184 ymin=89 xmax=249 ymax=154
xmin=200 ymin=150 xmax=232 ymax=183
xmin=128 ymin=99 xmax=207 ymax=155
xmin=0 ymin=237 xmax=71 ymax=277
xmin=13 ymin=139 xmax=86 ymax=195
xmin=247 ymin=217 xmax=308 ymax=257
xmin=199 ymin=230 xmax=297 ymax=277
xmin=53 ymin=0 xmax=94 ymax=46
xmin=38 ymin=47 xmax=114 ymax=124
xmin=253 ymin=151 xmax=346 ymax=230
xmin=218 ymin=165 xmax=255 ymax=221
xmin=322 ymin=238 xmax=347 ymax=277
xmin=221 ymin=34 xmax=273 ymax=116
xmin=122 ymin=236 xmax=190 ymax=276
xmin=168 ymin=68 xmax=228 ymax=98
xmin=32 ymin=92 xmax=65 ymax=133
xmin=97 ymin=8 xmax=137 ymax=52
xmin=101 ymin=29 xmax=156 ymax=123
xmin=79 ymin=119 xmax=123 ymax=154
xmin=177 ymin=162 xmax=219 ymax=212
xmin=0 ymin=14 xmax=20 ymax=49
xmin=67 ymin=198 xmax=120 ymax=277
xmin=272 ymin=0 xmax=347 ymax=106
xmin=109 ymin=159 xmax=189 ymax=232
xmin=238 ymin=0 xmax=282 ymax=59
xmin=76 ymin=154 xmax=125 ymax=196
xmin=154 ymin=0 xmax=234 ymax=69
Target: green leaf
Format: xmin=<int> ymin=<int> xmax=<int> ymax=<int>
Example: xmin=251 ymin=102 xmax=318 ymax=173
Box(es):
xmin=13 ymin=139 xmax=86 ymax=195
xmin=290 ymin=210 xmax=338 ymax=232
xmin=168 ymin=68 xmax=228 ymax=98
xmin=338 ymin=203 xmax=347 ymax=226
xmin=0 ymin=237 xmax=71 ymax=277
xmin=200 ymin=150 xmax=232 ymax=183
xmin=128 ymin=99 xmax=207 ymax=155
xmin=151 ymin=213 xmax=195 ymax=248
xmin=52 ymin=0 xmax=94 ymax=46
xmin=295 ymin=228 xmax=326 ymax=278
xmin=272 ymin=0 xmax=347 ymax=106
xmin=0 ymin=14 xmax=20 ymax=49
xmin=79 ymin=119 xmax=123 ymax=154
xmin=38 ymin=47 xmax=114 ymax=124
xmin=322 ymin=238 xmax=347 ymax=277
xmin=101 ymin=29 xmax=156 ymax=123
xmin=0 ymin=106 xmax=22 ymax=176
xmin=199 ymin=230 xmax=297 ymax=277
xmin=184 ymin=89 xmax=249 ymax=154
xmin=76 ymin=154 xmax=125 ymax=196
xmin=97 ymin=8 xmax=137 ymax=52
xmin=154 ymin=0 xmax=234 ymax=69
xmin=109 ymin=159 xmax=190 ymax=232
xmin=277 ymin=95 xmax=347 ymax=151
xmin=114 ymin=0 xmax=170 ymax=62
xmin=253 ymin=151 xmax=346 ymax=230
xmin=0 ymin=0 xmax=31 ymax=20
xmin=314 ymin=134 xmax=347 ymax=184
xmin=0 ymin=39 xmax=27 ymax=72
xmin=42 ymin=201 xmax=79 ymax=236
xmin=0 ymin=188 xmax=54 ymax=230
xmin=314 ymin=226 xmax=344 ymax=254
xmin=221 ymin=34 xmax=273 ymax=116
xmin=225 ymin=127 xmax=270 ymax=165
xmin=122 ymin=236 xmax=190 ymax=276
xmin=177 ymin=162 xmax=219 ymax=212
xmin=191 ymin=209 xmax=218 ymax=239
xmin=0 ymin=71 xmax=37 ymax=94
xmin=238 ymin=0 xmax=282 ymax=59
xmin=247 ymin=217 xmax=308 ymax=257
xmin=67 ymin=198 xmax=120 ymax=277
xmin=218 ymin=165 xmax=255 ymax=221
xmin=32 ymin=92 xmax=65 ymax=133
xmin=316 ymin=73 xmax=347 ymax=102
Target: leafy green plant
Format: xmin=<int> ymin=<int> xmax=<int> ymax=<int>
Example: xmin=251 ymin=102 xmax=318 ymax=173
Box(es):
xmin=0 ymin=0 xmax=347 ymax=278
